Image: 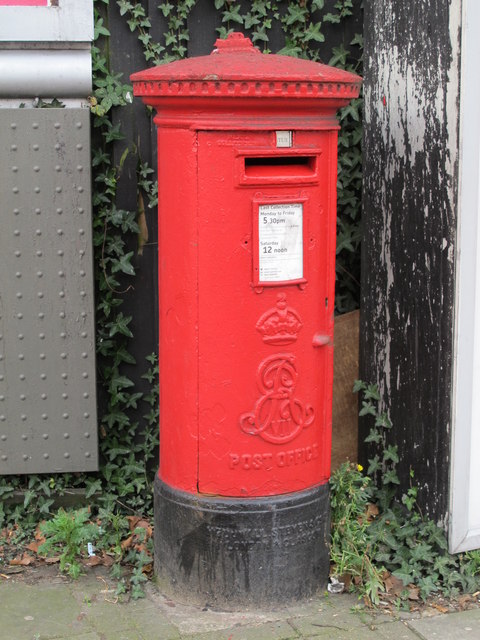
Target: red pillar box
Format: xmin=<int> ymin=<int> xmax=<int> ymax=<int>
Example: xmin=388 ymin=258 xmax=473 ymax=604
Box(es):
xmin=131 ymin=33 xmax=361 ymax=607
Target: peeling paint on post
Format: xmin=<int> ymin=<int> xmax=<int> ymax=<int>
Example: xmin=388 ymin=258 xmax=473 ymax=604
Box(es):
xmin=360 ymin=1 xmax=462 ymax=523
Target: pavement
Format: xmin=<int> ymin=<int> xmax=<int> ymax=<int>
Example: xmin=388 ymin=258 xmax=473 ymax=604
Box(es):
xmin=1 ymin=567 xmax=479 ymax=640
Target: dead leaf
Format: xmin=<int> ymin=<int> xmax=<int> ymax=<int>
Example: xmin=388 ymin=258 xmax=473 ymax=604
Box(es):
xmin=135 ymin=519 xmax=153 ymax=536
xmin=83 ymin=555 xmax=104 ymax=567
xmin=121 ymin=535 xmax=134 ymax=551
xmin=100 ymin=553 xmax=115 ymax=568
xmin=44 ymin=556 xmax=61 ymax=565
xmin=83 ymin=552 xmax=115 ymax=568
xmin=35 ymin=525 xmax=47 ymax=543
xmin=457 ymin=595 xmax=473 ymax=610
xmin=26 ymin=541 xmax=41 ymax=553
xmin=366 ymin=503 xmax=380 ymax=520
xmin=3 ymin=566 xmax=23 ymax=575
xmin=338 ymin=573 xmax=352 ymax=589
xmin=127 ymin=516 xmax=142 ymax=532
xmin=408 ymin=585 xmax=420 ymax=601
xmin=4 ymin=527 xmax=18 ymax=542
xmin=137 ymin=192 xmax=149 ymax=256
xmin=10 ymin=553 xmax=34 ymax=567
xmin=431 ymin=603 xmax=449 ymax=613
xmin=384 ymin=573 xmax=405 ymax=596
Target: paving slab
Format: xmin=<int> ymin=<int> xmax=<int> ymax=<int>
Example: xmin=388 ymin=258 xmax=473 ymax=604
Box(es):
xmin=1 ymin=568 xmax=480 ymax=640
xmin=288 ymin=616 xmax=421 ymax=640
xmin=407 ymin=608 xmax=480 ymax=640
xmin=181 ymin=620 xmax=299 ymax=640
xmin=0 ymin=581 xmax=91 ymax=640
xmin=144 ymin=582 xmax=290 ymax=635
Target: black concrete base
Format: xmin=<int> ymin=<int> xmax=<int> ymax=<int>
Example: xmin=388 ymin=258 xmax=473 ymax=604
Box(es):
xmin=154 ymin=476 xmax=330 ymax=609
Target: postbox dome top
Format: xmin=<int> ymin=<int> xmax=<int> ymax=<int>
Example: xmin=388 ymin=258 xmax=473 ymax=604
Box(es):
xmin=131 ymin=32 xmax=361 ymax=102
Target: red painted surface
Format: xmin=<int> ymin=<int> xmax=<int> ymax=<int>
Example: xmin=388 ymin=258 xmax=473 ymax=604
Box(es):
xmin=0 ymin=1 xmax=48 ymax=5
xmin=131 ymin=33 xmax=361 ymax=498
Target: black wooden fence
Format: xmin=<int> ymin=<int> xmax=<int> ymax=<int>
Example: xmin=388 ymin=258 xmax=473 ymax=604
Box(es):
xmin=102 ymin=0 xmax=363 ymax=411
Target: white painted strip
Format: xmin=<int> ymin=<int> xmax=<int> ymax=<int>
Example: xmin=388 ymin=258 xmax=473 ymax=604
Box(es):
xmin=0 ymin=0 xmax=93 ymax=42
xmin=450 ymin=0 xmax=480 ymax=553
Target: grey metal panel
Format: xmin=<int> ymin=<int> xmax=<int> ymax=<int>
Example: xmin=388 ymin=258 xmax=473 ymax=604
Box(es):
xmin=0 ymin=108 xmax=98 ymax=474
xmin=0 ymin=0 xmax=93 ymax=43
xmin=0 ymin=50 xmax=92 ymax=98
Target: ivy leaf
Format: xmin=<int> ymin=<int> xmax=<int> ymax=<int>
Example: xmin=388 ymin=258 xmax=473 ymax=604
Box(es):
xmin=392 ymin=570 xmax=414 ymax=586
xmin=94 ymin=18 xmax=110 ymax=39
xmin=252 ymin=28 xmax=269 ymax=44
xmin=110 ymin=375 xmax=135 ymax=392
xmin=222 ymin=6 xmax=244 ymax=25
xmin=364 ymin=429 xmax=382 ymax=444
xmin=364 ymin=384 xmax=381 ymax=401
xmin=341 ymin=102 xmax=361 ymax=122
xmin=159 ymin=2 xmax=174 ymax=17
xmin=117 ymin=0 xmax=133 ymax=17
xmin=375 ymin=412 xmax=392 ymax=429
xmin=109 ymin=313 xmax=133 ymax=338
xmin=330 ymin=44 xmax=349 ymax=68
xmin=304 ymin=22 xmax=325 ymax=44
xmin=359 ymin=401 xmax=376 ymax=417
xmin=107 ymin=447 xmax=133 ymax=462
xmin=353 ymin=379 xmax=366 ymax=393
xmin=410 ymin=542 xmax=433 ymax=563
xmin=103 ymin=123 xmax=125 ymax=143
xmin=324 ymin=12 xmax=341 ymax=24
xmin=284 ymin=4 xmax=307 ymax=26
xmin=111 ymin=251 xmax=136 ymax=276
xmin=383 ymin=445 xmax=399 ymax=464
xmin=244 ymin=13 xmax=260 ymax=29
xmin=383 ymin=470 xmax=400 ymax=485
xmin=277 ymin=42 xmax=302 ymax=58
xmin=106 ymin=235 xmax=126 ymax=256
xmin=124 ymin=392 xmax=144 ymax=409
xmin=367 ymin=455 xmax=381 ymax=476
xmin=85 ymin=479 xmax=103 ymax=499
xmin=418 ymin=575 xmax=439 ymax=599
xmin=114 ymin=347 xmax=137 ymax=366
xmin=351 ymin=33 xmax=363 ymax=48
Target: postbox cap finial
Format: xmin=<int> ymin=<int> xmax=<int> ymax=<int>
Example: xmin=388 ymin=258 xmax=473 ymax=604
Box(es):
xmin=213 ymin=32 xmax=259 ymax=54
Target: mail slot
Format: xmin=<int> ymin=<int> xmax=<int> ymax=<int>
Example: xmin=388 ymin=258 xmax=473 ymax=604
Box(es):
xmin=131 ymin=32 xmax=361 ymax=607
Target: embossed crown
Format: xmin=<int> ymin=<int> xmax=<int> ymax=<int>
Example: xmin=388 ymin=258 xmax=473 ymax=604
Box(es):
xmin=256 ymin=294 xmax=303 ymax=345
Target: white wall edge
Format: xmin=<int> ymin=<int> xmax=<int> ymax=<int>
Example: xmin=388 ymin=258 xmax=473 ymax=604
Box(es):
xmin=449 ymin=0 xmax=480 ymax=554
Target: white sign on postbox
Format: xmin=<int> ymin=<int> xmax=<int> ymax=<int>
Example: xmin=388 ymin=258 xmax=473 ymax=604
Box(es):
xmin=258 ymin=203 xmax=303 ymax=282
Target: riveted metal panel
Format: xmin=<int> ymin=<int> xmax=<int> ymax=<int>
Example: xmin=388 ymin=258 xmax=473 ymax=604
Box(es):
xmin=0 ymin=108 xmax=98 ymax=474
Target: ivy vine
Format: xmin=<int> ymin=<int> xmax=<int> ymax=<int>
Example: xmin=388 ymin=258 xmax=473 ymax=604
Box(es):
xmin=116 ymin=0 xmax=363 ymax=311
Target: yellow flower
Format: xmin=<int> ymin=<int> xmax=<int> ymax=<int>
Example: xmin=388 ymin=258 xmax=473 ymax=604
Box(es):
xmin=357 ymin=464 xmax=364 ymax=472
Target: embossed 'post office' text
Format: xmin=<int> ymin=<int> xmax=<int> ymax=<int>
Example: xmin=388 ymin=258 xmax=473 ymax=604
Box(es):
xmin=229 ymin=443 xmax=319 ymax=471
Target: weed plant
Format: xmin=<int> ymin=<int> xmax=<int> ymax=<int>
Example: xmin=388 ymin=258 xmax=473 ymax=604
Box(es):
xmin=330 ymin=381 xmax=480 ymax=606
xmin=39 ymin=509 xmax=100 ymax=579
